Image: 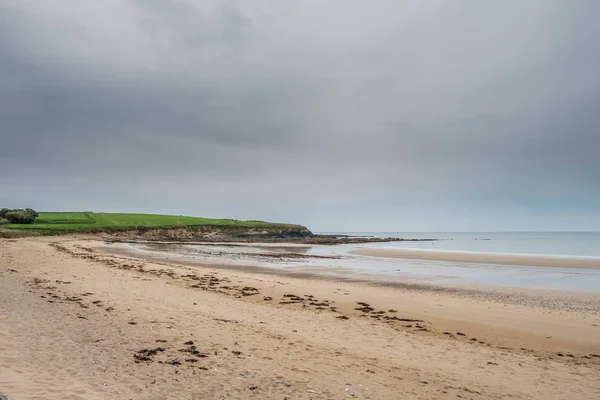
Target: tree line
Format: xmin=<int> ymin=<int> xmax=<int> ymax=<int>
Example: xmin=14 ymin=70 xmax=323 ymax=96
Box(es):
xmin=0 ymin=208 xmax=39 ymax=224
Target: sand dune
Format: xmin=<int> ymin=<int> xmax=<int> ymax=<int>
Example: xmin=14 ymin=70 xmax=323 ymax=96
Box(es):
xmin=1 ymin=238 xmax=599 ymax=399
xmin=351 ymin=247 xmax=600 ymax=269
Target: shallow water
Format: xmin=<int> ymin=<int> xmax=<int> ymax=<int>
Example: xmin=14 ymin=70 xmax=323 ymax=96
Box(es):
xmin=322 ymin=231 xmax=600 ymax=257
xmin=131 ymin=239 xmax=600 ymax=293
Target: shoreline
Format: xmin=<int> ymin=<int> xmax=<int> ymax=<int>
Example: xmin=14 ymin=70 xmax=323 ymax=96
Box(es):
xmin=2 ymin=237 xmax=599 ymax=399
xmin=351 ymin=248 xmax=600 ymax=269
xmin=98 ymin=241 xmax=600 ymax=315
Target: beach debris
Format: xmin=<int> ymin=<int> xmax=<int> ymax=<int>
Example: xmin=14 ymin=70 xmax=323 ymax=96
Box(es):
xmin=0 ymin=392 xmax=8 ymax=400
xmin=239 ymin=372 xmax=245 ymax=376
xmin=336 ymin=316 xmax=350 ymax=320
xmin=133 ymin=347 xmax=165 ymax=363
xmin=275 ymin=381 xmax=293 ymax=387
xmin=355 ymin=303 xmax=374 ymax=313
xmin=384 ymin=316 xmax=424 ymax=324
xmin=213 ymin=318 xmax=240 ymax=324
xmin=178 ymin=344 xmax=208 ymax=358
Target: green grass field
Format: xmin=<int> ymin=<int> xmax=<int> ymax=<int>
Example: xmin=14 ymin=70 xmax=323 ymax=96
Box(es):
xmin=1 ymin=212 xmax=302 ymax=234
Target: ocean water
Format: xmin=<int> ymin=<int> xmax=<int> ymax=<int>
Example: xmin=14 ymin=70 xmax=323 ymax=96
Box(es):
xmin=320 ymin=232 xmax=600 ymax=258
xmin=305 ymin=232 xmax=600 ymax=292
xmin=129 ymin=232 xmax=600 ymax=293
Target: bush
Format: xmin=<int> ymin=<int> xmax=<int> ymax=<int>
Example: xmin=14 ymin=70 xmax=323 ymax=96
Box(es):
xmin=3 ymin=208 xmax=38 ymax=224
xmin=0 ymin=208 xmax=9 ymax=219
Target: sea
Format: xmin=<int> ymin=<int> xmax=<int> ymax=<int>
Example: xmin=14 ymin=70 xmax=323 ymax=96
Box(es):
xmin=129 ymin=232 xmax=600 ymax=293
xmin=306 ymin=232 xmax=600 ymax=292
xmin=321 ymin=231 xmax=600 ymax=258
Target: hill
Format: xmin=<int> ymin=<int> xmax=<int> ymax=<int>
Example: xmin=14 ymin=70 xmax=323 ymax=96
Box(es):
xmin=1 ymin=212 xmax=310 ymax=238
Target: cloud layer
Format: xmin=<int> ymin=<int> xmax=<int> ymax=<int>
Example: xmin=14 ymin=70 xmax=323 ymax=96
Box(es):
xmin=1 ymin=0 xmax=599 ymax=231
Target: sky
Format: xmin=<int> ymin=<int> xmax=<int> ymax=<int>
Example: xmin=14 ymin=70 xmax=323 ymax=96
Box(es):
xmin=1 ymin=0 xmax=599 ymax=232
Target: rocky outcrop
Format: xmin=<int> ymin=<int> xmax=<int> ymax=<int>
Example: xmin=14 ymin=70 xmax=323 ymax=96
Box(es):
xmin=91 ymin=225 xmax=438 ymax=245
xmin=91 ymin=224 xmax=314 ymax=242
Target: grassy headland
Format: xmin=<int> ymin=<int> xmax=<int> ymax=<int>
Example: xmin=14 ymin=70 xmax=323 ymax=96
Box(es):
xmin=0 ymin=212 xmax=405 ymax=244
xmin=1 ymin=212 xmax=309 ymax=237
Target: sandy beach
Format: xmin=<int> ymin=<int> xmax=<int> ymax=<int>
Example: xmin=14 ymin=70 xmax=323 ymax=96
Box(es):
xmin=351 ymin=248 xmax=600 ymax=269
xmin=1 ymin=237 xmax=600 ymax=399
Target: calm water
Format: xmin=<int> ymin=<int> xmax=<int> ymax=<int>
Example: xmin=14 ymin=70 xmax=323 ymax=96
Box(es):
xmin=130 ymin=232 xmax=600 ymax=293
xmin=321 ymin=232 xmax=600 ymax=258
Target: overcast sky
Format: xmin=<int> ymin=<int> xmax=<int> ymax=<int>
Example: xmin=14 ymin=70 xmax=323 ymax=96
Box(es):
xmin=1 ymin=0 xmax=599 ymax=232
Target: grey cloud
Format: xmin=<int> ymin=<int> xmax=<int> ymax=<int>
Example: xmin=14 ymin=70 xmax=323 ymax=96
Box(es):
xmin=1 ymin=0 xmax=599 ymax=231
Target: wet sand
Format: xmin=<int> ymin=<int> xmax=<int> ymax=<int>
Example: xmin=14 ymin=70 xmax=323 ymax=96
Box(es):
xmin=1 ymin=237 xmax=599 ymax=399
xmin=351 ymin=248 xmax=600 ymax=269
